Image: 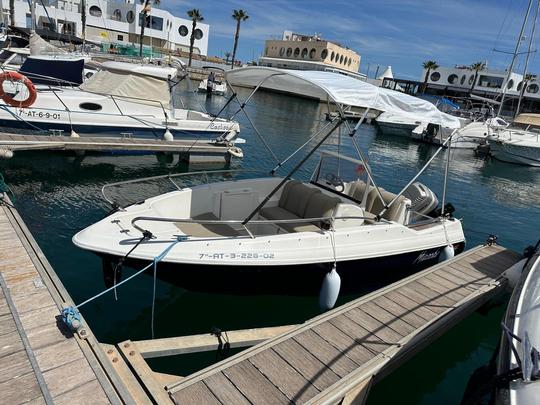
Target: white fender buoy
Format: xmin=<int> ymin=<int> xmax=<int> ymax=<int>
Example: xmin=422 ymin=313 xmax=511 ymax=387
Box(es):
xmin=319 ymin=264 xmax=341 ymax=312
xmin=0 ymin=149 xmax=14 ymax=159
xmin=502 ymin=258 xmax=527 ymax=290
xmin=163 ymin=129 xmax=174 ymax=141
xmin=70 ymin=129 xmax=80 ymax=138
xmin=227 ymin=146 xmax=244 ymax=158
xmin=438 ymin=245 xmax=455 ymax=263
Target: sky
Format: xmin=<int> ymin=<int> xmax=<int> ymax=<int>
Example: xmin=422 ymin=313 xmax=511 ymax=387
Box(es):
xmin=161 ymin=0 xmax=540 ymax=81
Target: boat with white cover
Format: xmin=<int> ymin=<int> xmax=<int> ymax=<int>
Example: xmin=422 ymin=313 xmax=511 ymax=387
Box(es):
xmin=497 ymin=245 xmax=540 ymax=404
xmin=488 ymin=114 xmax=540 ymax=166
xmin=0 ymin=61 xmax=240 ymax=139
xmin=73 ymin=68 xmax=465 ymax=293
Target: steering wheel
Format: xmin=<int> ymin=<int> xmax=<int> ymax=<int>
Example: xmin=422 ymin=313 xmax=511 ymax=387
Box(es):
xmin=325 ymin=173 xmax=345 ymax=192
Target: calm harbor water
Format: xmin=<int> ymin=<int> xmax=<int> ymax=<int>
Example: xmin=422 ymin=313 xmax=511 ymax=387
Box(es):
xmin=1 ymin=85 xmax=539 ymax=403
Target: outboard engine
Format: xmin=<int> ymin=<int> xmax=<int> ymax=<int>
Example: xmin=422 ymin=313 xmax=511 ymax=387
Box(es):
xmin=403 ymin=182 xmax=439 ymax=218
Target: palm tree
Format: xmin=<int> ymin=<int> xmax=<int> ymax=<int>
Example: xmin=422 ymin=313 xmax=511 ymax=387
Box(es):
xmin=516 ymin=73 xmax=534 ymax=116
xmin=230 ymin=9 xmax=249 ymax=69
xmin=187 ymin=9 xmax=204 ymax=67
xmin=421 ymin=60 xmax=439 ymax=93
xmin=224 ymin=51 xmax=231 ymax=64
xmin=81 ymin=0 xmax=86 ymax=43
xmin=139 ymin=0 xmax=161 ymax=57
xmin=469 ymin=61 xmax=486 ymax=93
xmin=9 ymin=0 xmax=14 ymax=27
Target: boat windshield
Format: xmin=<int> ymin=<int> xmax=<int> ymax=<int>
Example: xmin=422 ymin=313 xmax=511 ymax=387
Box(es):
xmin=311 ymin=151 xmax=370 ymax=199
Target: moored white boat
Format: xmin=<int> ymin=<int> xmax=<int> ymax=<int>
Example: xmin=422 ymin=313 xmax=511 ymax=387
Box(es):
xmin=488 ymin=114 xmax=540 ymax=166
xmin=73 ymin=68 xmax=465 ymax=294
xmin=0 ymin=61 xmax=239 ymax=140
xmin=497 ymin=246 xmax=540 ymax=404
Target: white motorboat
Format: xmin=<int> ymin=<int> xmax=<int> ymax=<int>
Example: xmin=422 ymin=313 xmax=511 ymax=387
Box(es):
xmin=497 ymin=246 xmax=540 ymax=404
xmin=73 ymin=68 xmax=465 ymax=294
xmin=488 ymin=114 xmax=540 ymax=166
xmin=447 ymin=117 xmax=509 ymax=149
xmin=375 ymin=111 xmax=422 ymax=137
xmin=198 ymin=78 xmax=227 ymax=96
xmin=0 ymin=61 xmax=239 ymax=139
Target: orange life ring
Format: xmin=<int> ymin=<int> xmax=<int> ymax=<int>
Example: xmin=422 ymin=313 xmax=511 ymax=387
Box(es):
xmin=0 ymin=71 xmax=37 ymax=108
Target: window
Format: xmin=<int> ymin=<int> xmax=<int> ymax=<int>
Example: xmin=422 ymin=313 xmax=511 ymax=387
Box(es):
xmin=330 ymin=51 xmax=335 ymax=61
xmin=507 ymin=79 xmax=514 ymax=89
xmin=468 ymin=75 xmax=474 ymax=85
xmin=430 ymin=71 xmax=441 ymax=81
xmin=139 ymin=14 xmax=164 ymax=31
xmin=178 ymin=25 xmax=188 ymax=36
xmin=517 ymin=81 xmax=523 ymax=92
xmin=527 ymin=83 xmax=539 ymax=93
xmin=112 ymin=9 xmax=121 ymax=21
xmin=301 ymin=48 xmax=308 ymax=58
xmin=126 ymin=10 xmax=134 ymax=23
xmin=344 ymin=57 xmax=348 ymax=66
xmin=294 ymin=47 xmax=300 ymax=57
xmin=279 ymin=47 xmax=285 ymax=56
xmin=448 ymin=74 xmax=458 ymax=84
xmin=117 ymin=34 xmax=123 ymax=41
xmin=194 ymin=28 xmax=203 ymax=40
xmin=340 ymin=55 xmax=344 ymax=64
xmin=460 ymin=75 xmax=466 ymax=85
xmin=89 ymin=6 xmax=101 ymax=17
xmin=79 ymin=102 xmax=102 ymax=111
xmin=309 ymin=48 xmax=316 ymax=59
xmin=321 ymin=49 xmax=328 ymax=59
xmin=286 ymin=47 xmax=292 ymax=57
xmin=348 ymin=58 xmax=352 ymax=66
xmin=478 ymin=75 xmax=503 ymax=88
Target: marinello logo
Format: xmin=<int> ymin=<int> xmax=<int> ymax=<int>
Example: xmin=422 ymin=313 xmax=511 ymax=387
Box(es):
xmin=414 ymin=249 xmax=440 ymax=264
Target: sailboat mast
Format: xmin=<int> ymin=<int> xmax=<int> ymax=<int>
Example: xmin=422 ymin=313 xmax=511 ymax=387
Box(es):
xmin=516 ymin=0 xmax=540 ymax=117
xmin=498 ymin=0 xmax=534 ymax=116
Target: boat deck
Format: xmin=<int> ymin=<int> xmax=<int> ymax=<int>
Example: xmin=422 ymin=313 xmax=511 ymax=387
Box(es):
xmin=0 ymin=133 xmax=233 ymax=163
xmin=167 ymin=244 xmax=520 ymax=404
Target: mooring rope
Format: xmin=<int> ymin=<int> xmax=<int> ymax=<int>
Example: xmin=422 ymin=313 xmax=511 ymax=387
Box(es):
xmin=62 ymin=236 xmax=183 ymax=338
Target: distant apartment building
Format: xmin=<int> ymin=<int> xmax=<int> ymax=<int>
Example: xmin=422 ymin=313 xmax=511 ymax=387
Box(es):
xmin=259 ymin=31 xmax=363 ymax=78
xmin=2 ymin=0 xmax=209 ymax=55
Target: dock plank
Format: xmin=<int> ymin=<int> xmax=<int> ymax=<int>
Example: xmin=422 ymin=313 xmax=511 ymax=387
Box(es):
xmin=274 ymin=339 xmax=340 ymax=391
xmin=202 ymin=372 xmax=251 ymax=405
xmin=223 ymin=361 xmax=292 ymax=404
xmin=250 ymin=348 xmax=320 ymax=402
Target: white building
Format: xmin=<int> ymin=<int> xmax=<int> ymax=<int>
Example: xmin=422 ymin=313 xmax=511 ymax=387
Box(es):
xmin=2 ymin=0 xmax=209 ymax=55
xmin=421 ymin=65 xmax=539 ymax=98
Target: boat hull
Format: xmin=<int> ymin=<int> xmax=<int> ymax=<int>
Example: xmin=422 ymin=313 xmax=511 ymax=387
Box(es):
xmin=490 ymin=140 xmax=540 ymax=166
xmin=99 ymin=241 xmax=466 ymax=295
xmin=376 ymin=121 xmax=417 ymax=137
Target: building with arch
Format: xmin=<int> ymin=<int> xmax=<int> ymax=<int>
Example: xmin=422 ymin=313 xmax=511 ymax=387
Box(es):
xmin=259 ymin=31 xmax=363 ymax=78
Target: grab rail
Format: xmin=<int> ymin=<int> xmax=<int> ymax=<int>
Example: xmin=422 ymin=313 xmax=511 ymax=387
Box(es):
xmin=130 ymin=214 xmax=389 ymax=239
xmin=101 ymin=169 xmax=273 ymax=208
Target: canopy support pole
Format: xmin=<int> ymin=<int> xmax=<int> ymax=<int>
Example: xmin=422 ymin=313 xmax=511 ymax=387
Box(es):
xmin=377 ymin=131 xmax=455 ymax=220
xmin=440 ymin=133 xmax=453 ymax=216
xmin=269 ymin=118 xmax=335 ymax=175
xmin=226 ymin=80 xmax=280 ymax=164
xmin=242 ymin=118 xmax=344 ymax=226
xmin=336 ymin=105 xmax=387 ymax=208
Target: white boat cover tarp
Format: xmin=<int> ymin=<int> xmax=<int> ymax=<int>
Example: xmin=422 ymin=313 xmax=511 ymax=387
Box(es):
xmin=29 ymin=33 xmax=67 ymax=55
xmin=226 ymin=67 xmax=461 ymax=128
xmin=80 ymin=69 xmax=170 ymax=107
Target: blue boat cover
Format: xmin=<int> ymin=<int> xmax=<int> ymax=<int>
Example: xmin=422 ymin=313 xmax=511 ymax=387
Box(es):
xmin=20 ymin=58 xmax=84 ymax=85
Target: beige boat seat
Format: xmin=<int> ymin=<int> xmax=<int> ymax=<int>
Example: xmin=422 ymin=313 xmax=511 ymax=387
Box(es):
xmin=175 ymin=213 xmax=246 ymax=238
xmin=260 ymin=181 xmax=341 ymax=233
xmin=347 ymin=180 xmax=369 ymax=201
xmin=366 ymin=188 xmax=410 ymax=224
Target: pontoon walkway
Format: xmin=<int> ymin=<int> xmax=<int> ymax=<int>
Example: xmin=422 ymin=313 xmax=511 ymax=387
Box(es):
xmin=166 ymin=244 xmax=520 ymax=404
xmin=0 ymin=133 xmax=234 ymax=164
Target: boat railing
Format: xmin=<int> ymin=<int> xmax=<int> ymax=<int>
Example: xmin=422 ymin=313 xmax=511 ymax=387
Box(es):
xmin=131 ymin=214 xmax=390 ymax=239
xmin=101 ymin=169 xmax=272 ymax=209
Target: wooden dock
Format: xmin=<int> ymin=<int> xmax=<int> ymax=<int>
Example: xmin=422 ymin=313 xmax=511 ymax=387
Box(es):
xmin=166 ymin=244 xmax=520 ymax=404
xmin=0 ymin=133 xmax=235 ymax=164
xmin=0 ymin=189 xmax=523 ymax=404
